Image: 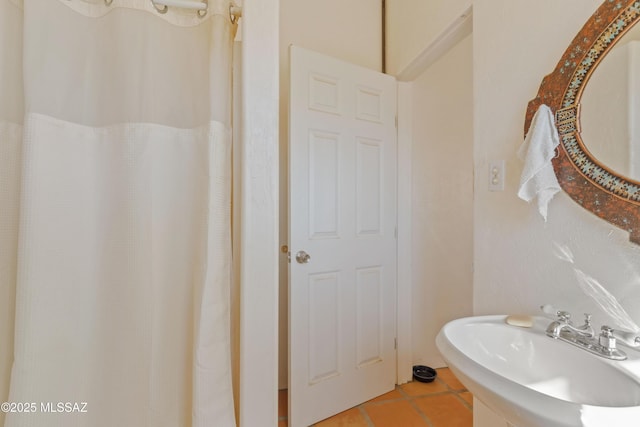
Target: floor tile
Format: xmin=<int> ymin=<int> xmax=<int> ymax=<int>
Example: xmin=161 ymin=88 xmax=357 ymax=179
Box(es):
xmin=364 ymin=400 xmax=429 ymax=427
xmin=279 ymin=369 xmax=473 ymax=427
xmin=436 ymin=368 xmax=466 ymax=391
xmin=413 ymin=393 xmax=472 ymax=427
xmin=279 ymin=389 xmax=288 ymax=418
xmin=459 ymin=391 xmax=473 ymax=407
xmin=313 ymin=407 xmax=369 ymax=427
xmin=399 ymin=379 xmax=448 ymax=396
xmin=366 ymin=388 xmax=403 ymax=403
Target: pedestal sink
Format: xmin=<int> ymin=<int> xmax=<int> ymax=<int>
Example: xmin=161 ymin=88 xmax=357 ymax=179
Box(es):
xmin=436 ymin=315 xmax=640 ymax=427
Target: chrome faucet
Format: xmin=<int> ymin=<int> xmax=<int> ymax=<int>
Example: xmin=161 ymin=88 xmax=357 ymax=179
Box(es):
xmin=541 ymin=306 xmax=627 ymax=360
xmin=545 ymin=311 xmax=595 ymax=339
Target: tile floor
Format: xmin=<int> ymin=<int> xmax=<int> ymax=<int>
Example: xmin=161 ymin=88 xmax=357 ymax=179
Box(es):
xmin=278 ymin=368 xmax=473 ymax=427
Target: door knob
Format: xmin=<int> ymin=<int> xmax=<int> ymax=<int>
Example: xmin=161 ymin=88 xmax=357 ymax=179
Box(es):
xmin=295 ymin=250 xmax=311 ymax=264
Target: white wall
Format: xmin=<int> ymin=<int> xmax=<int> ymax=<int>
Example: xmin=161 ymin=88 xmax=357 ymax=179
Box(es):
xmin=386 ymin=0 xmax=471 ymax=76
xmin=409 ymin=34 xmax=474 ymax=368
xmin=474 ymin=0 xmax=640 ymax=351
xmin=278 ymin=0 xmax=383 ymax=389
xmin=279 ymin=0 xmax=382 ymax=73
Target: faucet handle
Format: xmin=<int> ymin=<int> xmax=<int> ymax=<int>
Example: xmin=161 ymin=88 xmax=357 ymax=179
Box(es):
xmin=608 ymin=327 xmax=640 ymax=348
xmin=584 ymin=313 xmax=592 ymax=325
xmin=599 ymin=326 xmax=617 ymax=351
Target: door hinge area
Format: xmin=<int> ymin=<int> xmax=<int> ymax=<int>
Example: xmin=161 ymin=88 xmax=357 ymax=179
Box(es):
xmin=394 ymin=338 xmax=397 ymax=350
xmin=281 ymin=245 xmax=291 ymax=263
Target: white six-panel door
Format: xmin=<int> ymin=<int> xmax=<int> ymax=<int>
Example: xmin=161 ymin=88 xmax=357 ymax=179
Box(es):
xmin=288 ymin=46 xmax=397 ymax=427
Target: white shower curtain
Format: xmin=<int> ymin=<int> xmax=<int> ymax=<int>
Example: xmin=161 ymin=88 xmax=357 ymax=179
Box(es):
xmin=0 ymin=1 xmax=237 ymax=426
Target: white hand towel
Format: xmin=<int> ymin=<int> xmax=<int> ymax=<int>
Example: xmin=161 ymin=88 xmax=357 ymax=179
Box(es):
xmin=517 ymin=104 xmax=561 ymax=222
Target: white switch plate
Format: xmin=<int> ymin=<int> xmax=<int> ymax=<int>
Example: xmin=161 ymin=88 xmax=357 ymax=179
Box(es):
xmin=489 ymin=160 xmax=505 ymax=192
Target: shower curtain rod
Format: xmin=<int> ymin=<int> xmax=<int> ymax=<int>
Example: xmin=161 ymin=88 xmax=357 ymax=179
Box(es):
xmin=151 ymin=0 xmax=243 ymax=19
xmin=153 ymin=0 xmax=206 ymax=10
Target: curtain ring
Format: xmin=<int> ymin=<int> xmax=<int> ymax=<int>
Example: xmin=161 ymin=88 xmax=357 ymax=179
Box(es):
xmin=229 ymin=3 xmax=242 ymax=24
xmin=197 ymin=0 xmax=207 ymax=18
xmin=229 ymin=4 xmax=237 ymax=24
xmin=151 ymin=0 xmax=168 ymax=14
xmin=104 ymin=0 xmax=113 ymax=5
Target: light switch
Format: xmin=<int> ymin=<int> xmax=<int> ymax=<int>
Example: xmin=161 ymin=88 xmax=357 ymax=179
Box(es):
xmin=489 ymin=160 xmax=505 ymax=191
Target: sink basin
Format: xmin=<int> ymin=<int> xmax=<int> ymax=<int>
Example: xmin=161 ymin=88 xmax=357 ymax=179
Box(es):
xmin=436 ymin=315 xmax=640 ymax=427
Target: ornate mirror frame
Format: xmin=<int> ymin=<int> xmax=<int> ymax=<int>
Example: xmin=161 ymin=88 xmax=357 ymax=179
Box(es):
xmin=526 ymin=0 xmax=640 ymax=244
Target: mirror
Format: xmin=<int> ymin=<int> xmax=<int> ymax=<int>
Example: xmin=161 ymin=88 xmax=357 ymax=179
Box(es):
xmin=581 ymin=24 xmax=640 ymax=181
xmin=525 ymin=0 xmax=640 ymax=244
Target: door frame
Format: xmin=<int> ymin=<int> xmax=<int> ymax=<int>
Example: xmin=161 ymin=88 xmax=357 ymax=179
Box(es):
xmin=238 ymin=1 xmax=280 ymax=426
xmin=396 ymin=82 xmax=413 ymax=385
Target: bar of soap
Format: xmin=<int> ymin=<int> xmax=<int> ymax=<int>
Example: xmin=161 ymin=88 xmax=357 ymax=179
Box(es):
xmin=505 ymin=315 xmax=534 ymax=328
